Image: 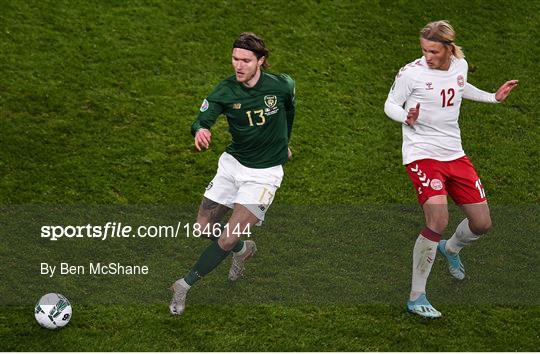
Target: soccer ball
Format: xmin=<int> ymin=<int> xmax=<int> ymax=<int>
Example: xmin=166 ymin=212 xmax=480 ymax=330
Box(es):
xmin=34 ymin=293 xmax=72 ymax=329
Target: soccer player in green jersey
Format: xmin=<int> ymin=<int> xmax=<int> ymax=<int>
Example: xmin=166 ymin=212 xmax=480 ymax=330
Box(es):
xmin=170 ymin=32 xmax=295 ymax=316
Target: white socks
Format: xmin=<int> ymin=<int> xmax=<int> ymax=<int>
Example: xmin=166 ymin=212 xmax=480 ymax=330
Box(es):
xmin=409 ymin=219 xmax=481 ymax=300
xmin=446 ymin=218 xmax=480 ymax=254
xmin=410 ymin=234 xmax=438 ymax=300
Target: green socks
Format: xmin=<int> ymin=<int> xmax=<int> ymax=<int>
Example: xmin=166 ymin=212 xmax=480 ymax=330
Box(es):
xmin=184 ymin=241 xmax=231 ymax=286
xmin=231 ymin=239 xmax=244 ymax=253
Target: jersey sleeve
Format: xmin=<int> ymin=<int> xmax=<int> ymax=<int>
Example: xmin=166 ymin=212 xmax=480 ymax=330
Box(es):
xmin=190 ymin=84 xmax=226 ymax=136
xmin=384 ymin=68 xmax=414 ymax=124
xmin=463 ymin=82 xmax=498 ymax=103
xmin=280 ymin=74 xmax=296 ymax=142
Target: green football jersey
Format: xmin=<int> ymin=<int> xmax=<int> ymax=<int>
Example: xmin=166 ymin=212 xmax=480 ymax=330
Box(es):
xmin=191 ymin=71 xmax=295 ymax=168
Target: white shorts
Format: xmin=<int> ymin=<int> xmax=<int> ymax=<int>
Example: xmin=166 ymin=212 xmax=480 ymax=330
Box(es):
xmin=204 ymin=152 xmax=283 ymax=222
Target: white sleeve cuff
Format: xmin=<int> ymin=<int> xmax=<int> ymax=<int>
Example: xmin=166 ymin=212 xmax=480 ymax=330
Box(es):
xmin=384 ymin=98 xmax=408 ymax=124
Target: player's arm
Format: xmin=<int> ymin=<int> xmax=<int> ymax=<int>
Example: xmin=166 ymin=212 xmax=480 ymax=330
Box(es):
xmin=462 ymin=56 xmax=518 ymax=103
xmin=191 ymin=98 xmax=224 ymax=151
xmin=282 ymin=74 xmax=296 ymax=142
xmin=463 ymin=80 xmax=518 ymax=103
xmin=462 ymin=82 xmax=497 ymax=103
xmin=282 ymin=74 xmax=295 ymax=160
xmin=384 ymin=70 xmax=419 ymax=126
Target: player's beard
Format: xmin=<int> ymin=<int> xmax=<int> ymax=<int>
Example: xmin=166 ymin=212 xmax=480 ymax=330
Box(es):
xmin=237 ymin=67 xmax=260 ymax=86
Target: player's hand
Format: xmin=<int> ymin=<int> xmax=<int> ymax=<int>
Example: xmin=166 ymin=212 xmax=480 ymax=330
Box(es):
xmin=405 ymin=103 xmax=420 ymax=126
xmin=495 ymin=80 xmax=519 ymax=102
xmin=287 ymin=147 xmax=292 ymax=160
xmin=194 ymin=128 xmax=212 ymax=151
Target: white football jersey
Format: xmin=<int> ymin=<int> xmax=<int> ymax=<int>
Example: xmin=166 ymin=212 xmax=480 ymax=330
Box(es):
xmin=384 ymin=56 xmax=496 ymax=165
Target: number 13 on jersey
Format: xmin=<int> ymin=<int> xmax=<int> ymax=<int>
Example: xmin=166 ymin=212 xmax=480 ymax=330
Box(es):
xmin=246 ymin=110 xmax=266 ymax=126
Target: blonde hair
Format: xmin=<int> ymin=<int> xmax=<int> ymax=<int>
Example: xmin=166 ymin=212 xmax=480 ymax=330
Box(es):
xmin=420 ymin=20 xmax=465 ymax=59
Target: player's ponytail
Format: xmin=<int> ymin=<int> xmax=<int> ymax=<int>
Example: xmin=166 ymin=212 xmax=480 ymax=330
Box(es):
xmin=420 ymin=20 xmax=465 ymax=59
xmin=233 ymin=32 xmax=270 ymax=69
xmin=450 ymin=43 xmax=465 ymax=60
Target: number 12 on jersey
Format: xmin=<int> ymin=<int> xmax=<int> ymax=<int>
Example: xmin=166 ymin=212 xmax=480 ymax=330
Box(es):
xmin=440 ymin=88 xmax=455 ymax=108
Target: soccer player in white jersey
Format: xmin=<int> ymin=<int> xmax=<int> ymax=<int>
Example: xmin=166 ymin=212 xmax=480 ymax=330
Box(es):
xmin=384 ymin=20 xmax=518 ymax=318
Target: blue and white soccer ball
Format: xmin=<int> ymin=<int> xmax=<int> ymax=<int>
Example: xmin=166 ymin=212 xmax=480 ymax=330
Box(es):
xmin=34 ymin=293 xmax=72 ymax=329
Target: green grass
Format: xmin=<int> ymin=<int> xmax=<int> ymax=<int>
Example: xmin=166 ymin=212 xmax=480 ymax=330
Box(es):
xmin=2 ymin=305 xmax=539 ymax=351
xmin=2 ymin=205 xmax=539 ymax=306
xmin=1 ymin=0 xmax=537 ymax=204
xmin=0 ymin=0 xmax=539 ymax=351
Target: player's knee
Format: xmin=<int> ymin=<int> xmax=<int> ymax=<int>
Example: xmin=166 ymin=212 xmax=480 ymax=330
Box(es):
xmin=194 ymin=217 xmax=219 ymax=241
xmin=426 ymin=216 xmax=448 ymax=234
xmin=469 ymin=217 xmax=492 ymax=235
xmin=423 ymin=203 xmax=448 ymax=234
xmin=197 ymin=209 xmax=222 ymax=227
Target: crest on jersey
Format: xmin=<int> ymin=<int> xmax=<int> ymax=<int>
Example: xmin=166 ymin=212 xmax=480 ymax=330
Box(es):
xmin=425 ymin=82 xmax=433 ymax=90
xmin=233 ymin=103 xmax=241 ymax=109
xmin=264 ymin=95 xmax=277 ymax=108
xmin=430 ymin=179 xmax=443 ymax=191
xmin=457 ymin=75 xmax=465 ymax=87
xmin=200 ymin=99 xmax=209 ymax=112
